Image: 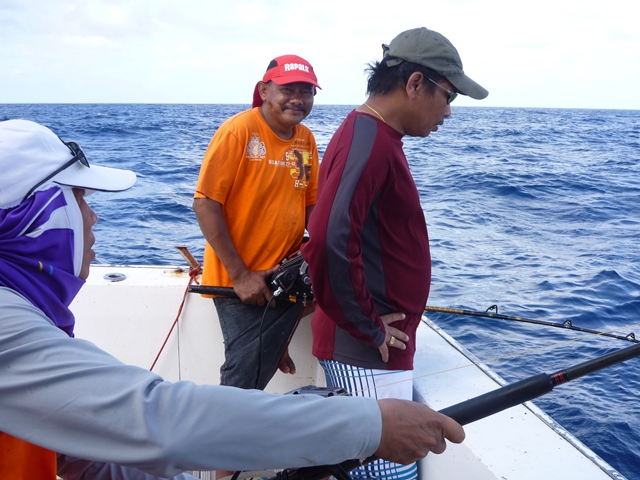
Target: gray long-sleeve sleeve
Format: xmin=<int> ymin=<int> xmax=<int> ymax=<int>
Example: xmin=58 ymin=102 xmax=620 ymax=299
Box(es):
xmin=0 ymin=287 xmax=382 ymax=478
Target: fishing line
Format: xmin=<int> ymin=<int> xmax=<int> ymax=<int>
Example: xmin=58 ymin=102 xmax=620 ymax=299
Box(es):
xmin=255 ymin=295 xmax=277 ymax=390
xmin=149 ymin=263 xmax=201 ymax=373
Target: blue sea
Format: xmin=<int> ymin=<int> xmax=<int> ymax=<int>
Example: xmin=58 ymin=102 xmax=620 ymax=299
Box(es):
xmin=2 ymin=104 xmax=639 ymax=478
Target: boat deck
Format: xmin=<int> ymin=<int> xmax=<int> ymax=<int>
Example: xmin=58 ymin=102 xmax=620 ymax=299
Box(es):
xmin=69 ymin=266 xmax=625 ymax=479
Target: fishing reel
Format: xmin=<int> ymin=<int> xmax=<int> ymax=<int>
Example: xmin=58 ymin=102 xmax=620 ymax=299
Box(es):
xmin=270 ymin=251 xmax=314 ymax=303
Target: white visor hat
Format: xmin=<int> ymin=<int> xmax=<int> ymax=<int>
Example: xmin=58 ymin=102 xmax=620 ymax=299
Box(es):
xmin=0 ymin=119 xmax=137 ymax=209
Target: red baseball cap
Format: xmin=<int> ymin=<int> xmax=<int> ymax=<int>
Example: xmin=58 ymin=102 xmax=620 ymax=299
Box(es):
xmin=252 ymin=54 xmax=321 ymax=108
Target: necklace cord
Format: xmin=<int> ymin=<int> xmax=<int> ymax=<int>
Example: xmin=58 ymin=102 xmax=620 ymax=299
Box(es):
xmin=363 ymin=103 xmax=385 ymax=123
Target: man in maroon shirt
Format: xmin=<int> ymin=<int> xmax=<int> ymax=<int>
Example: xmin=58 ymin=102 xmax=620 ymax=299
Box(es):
xmin=303 ymin=27 xmax=488 ymax=480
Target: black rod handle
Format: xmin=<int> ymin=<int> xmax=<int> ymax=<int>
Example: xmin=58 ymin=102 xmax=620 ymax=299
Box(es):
xmin=188 ymin=285 xmax=238 ymax=297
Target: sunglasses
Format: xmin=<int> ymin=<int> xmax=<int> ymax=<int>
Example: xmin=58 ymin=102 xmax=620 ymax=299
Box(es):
xmin=22 ymin=141 xmax=90 ymax=202
xmin=426 ymin=77 xmax=458 ymax=104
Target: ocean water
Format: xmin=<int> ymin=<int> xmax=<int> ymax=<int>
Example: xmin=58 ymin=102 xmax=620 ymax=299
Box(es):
xmin=2 ymin=104 xmax=639 ymax=478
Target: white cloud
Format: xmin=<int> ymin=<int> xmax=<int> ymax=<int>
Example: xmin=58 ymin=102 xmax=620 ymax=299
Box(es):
xmin=1 ymin=0 xmax=638 ymax=108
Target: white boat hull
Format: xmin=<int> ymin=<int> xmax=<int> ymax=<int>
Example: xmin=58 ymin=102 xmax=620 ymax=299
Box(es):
xmin=71 ymin=265 xmax=624 ymax=479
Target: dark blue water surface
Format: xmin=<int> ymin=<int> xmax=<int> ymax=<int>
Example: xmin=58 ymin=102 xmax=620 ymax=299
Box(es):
xmin=2 ymin=104 xmax=640 ymax=478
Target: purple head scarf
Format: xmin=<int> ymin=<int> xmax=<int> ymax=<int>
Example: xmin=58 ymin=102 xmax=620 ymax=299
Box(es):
xmin=0 ymin=186 xmax=85 ymax=337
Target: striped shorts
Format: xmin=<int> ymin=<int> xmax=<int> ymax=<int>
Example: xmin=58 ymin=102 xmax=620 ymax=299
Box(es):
xmin=318 ymin=359 xmax=418 ymax=480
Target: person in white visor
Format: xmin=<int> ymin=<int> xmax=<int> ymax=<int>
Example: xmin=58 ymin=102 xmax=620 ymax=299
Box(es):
xmin=0 ymin=119 xmax=464 ymax=480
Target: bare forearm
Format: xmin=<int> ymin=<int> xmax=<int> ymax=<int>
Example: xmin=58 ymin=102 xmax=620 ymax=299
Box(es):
xmin=192 ymin=197 xmax=274 ymax=305
xmin=305 ymin=204 xmax=315 ymax=229
xmin=192 ymin=197 xmax=247 ymax=281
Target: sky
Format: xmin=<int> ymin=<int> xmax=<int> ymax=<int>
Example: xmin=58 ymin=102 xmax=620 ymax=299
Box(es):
xmin=1 ymin=0 xmax=639 ymax=109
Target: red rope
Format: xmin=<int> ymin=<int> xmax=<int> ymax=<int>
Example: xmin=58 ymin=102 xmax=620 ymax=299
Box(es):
xmin=150 ymin=264 xmax=201 ymax=372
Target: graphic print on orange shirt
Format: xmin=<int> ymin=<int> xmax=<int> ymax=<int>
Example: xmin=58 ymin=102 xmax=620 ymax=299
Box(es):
xmin=287 ymin=149 xmax=312 ymax=190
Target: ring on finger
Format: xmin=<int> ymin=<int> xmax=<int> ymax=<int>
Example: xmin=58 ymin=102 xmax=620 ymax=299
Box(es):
xmin=388 ymin=336 xmax=396 ymax=346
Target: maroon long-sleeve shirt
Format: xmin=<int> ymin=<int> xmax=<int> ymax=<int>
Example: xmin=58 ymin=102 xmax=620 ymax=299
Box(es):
xmin=302 ymin=111 xmax=431 ymax=370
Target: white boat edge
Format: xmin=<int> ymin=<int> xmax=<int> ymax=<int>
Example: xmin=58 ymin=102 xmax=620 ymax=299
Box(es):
xmin=69 ymin=265 xmax=626 ymax=480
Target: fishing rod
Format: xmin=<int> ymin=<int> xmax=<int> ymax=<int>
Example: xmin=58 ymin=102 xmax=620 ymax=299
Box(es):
xmin=266 ymin=340 xmax=640 ymax=480
xmin=425 ymin=305 xmax=638 ymax=344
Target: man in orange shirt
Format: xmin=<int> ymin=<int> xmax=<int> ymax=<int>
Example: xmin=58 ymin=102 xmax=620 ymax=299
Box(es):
xmin=193 ymin=55 xmax=320 ymax=393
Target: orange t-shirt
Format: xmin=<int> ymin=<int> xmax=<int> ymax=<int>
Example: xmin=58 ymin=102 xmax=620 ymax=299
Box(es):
xmin=195 ymin=108 xmax=319 ymax=288
xmin=0 ymin=432 xmax=56 ymax=479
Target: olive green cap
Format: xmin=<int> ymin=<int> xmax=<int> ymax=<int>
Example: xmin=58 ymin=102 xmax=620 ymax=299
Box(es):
xmin=383 ymin=27 xmax=488 ymax=100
